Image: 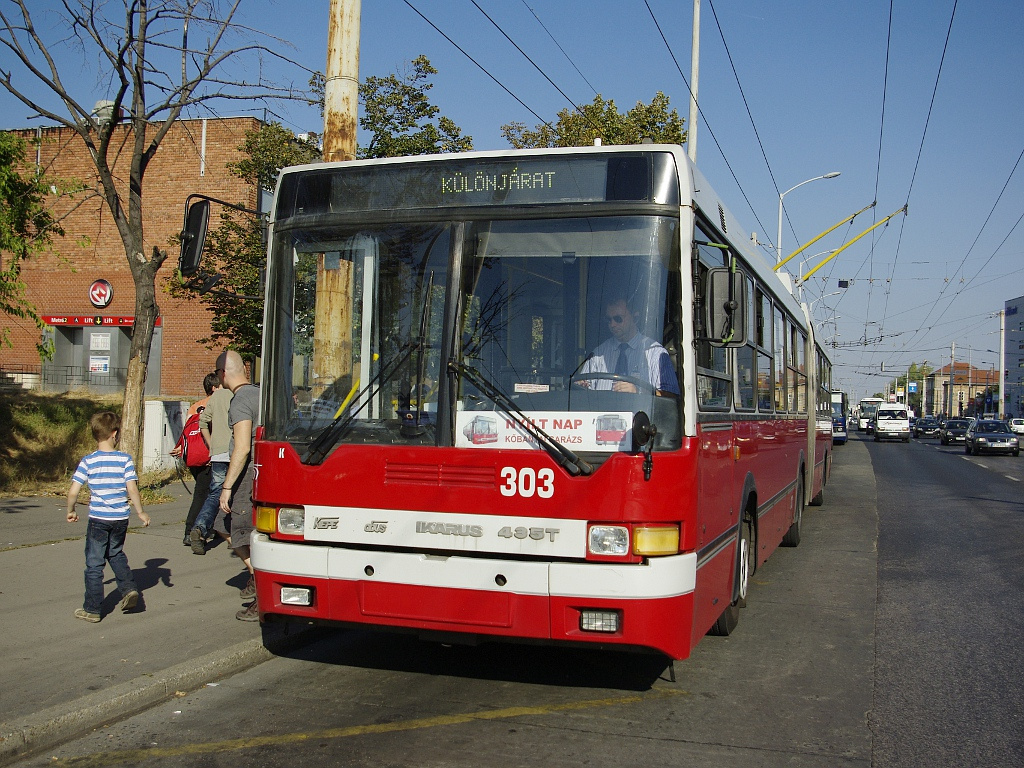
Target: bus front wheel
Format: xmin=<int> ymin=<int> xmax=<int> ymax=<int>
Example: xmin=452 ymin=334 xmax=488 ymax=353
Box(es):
xmin=709 ymin=517 xmax=753 ymax=637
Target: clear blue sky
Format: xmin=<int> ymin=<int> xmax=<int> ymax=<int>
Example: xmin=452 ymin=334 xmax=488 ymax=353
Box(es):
xmin=4 ymin=0 xmax=1023 ymax=407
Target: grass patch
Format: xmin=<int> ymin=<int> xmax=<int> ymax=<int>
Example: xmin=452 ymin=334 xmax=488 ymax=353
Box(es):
xmin=0 ymin=390 xmax=175 ymax=501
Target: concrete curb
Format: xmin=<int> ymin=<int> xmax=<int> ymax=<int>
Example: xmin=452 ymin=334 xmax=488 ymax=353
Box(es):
xmin=0 ymin=625 xmax=319 ymax=766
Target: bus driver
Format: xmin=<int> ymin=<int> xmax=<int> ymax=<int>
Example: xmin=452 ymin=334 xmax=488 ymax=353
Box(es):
xmin=578 ymin=297 xmax=680 ymax=396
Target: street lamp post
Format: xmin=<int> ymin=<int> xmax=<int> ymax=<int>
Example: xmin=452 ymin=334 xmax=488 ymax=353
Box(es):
xmin=777 ymin=172 xmax=841 ymax=265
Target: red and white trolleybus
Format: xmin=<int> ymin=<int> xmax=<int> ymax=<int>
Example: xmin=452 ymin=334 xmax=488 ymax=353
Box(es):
xmin=189 ymin=144 xmax=832 ymax=660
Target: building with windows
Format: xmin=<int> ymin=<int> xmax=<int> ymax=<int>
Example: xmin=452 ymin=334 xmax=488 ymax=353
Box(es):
xmin=925 ymin=361 xmax=999 ymax=419
xmin=1 ymin=117 xmax=261 ymax=397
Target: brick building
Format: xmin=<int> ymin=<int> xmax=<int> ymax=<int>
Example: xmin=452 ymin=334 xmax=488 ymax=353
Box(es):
xmin=3 ymin=117 xmax=261 ymax=398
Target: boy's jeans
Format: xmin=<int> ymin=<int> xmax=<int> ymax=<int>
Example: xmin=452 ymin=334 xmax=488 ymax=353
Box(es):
xmin=84 ymin=518 xmax=138 ymax=614
xmin=193 ymin=461 xmax=228 ymax=536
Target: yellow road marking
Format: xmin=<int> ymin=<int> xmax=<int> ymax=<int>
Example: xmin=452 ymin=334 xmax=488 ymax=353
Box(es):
xmin=59 ymin=687 xmax=685 ymax=766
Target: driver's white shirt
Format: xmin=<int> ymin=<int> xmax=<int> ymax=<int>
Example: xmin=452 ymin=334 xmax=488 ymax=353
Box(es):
xmin=580 ymin=332 xmax=679 ymax=393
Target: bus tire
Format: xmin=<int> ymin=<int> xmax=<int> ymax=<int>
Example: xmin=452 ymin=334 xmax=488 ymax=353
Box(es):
xmin=782 ymin=474 xmax=804 ymax=546
xmin=709 ymin=517 xmax=752 ymax=637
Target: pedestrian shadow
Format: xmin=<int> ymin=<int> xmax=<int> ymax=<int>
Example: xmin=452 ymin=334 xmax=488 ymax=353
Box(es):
xmin=225 ymin=570 xmax=249 ymax=591
xmin=99 ymin=557 xmax=174 ymax=614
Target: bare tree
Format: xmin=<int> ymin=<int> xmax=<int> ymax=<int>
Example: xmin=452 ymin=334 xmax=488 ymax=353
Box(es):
xmin=0 ymin=0 xmax=311 ymax=462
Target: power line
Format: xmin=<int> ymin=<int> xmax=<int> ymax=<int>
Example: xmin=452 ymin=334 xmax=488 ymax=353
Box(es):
xmin=519 ymin=1 xmax=598 ymax=97
xmin=641 ymin=0 xmax=774 ymax=243
xmin=468 ymin=0 xmax=604 ymax=136
xmin=402 ymin=0 xmax=556 ymax=135
xmin=875 ymin=0 xmax=959 ymax=344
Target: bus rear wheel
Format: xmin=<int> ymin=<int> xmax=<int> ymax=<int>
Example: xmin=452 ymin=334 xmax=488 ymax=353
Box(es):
xmin=709 ymin=517 xmax=753 ymax=636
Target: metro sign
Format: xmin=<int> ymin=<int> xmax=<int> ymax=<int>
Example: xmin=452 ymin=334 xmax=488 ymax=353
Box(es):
xmin=89 ymin=279 xmax=113 ymax=308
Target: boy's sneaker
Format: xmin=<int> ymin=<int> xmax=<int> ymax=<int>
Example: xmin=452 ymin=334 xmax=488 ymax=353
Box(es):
xmin=239 ymin=575 xmax=256 ymax=599
xmin=189 ymin=527 xmax=206 ymax=555
xmin=119 ymin=590 xmax=139 ymax=612
xmin=74 ymin=608 xmax=101 ymax=623
xmin=235 ymin=600 xmax=259 ymax=621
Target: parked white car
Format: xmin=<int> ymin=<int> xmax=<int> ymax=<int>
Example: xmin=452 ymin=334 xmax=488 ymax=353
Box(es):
xmin=1009 ymin=418 xmax=1024 ymax=436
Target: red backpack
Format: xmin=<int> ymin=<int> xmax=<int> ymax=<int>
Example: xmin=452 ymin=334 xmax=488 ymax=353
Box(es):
xmin=175 ymin=408 xmax=211 ymax=467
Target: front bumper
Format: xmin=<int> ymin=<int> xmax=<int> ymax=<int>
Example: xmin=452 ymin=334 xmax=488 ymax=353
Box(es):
xmin=876 ymin=429 xmax=910 ymax=440
xmin=250 ymin=533 xmax=699 ymax=659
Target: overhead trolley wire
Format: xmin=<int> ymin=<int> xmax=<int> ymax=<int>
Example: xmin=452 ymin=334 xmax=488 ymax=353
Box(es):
xmin=402 ymin=0 xmax=557 ymax=136
xmin=519 ymin=0 xmax=599 ymax=97
xmin=641 ymin=0 xmax=774 ymax=245
xmin=905 ymin=142 xmax=1024 ymax=349
xmin=705 ymin=1 xmax=784 ymax=238
xmin=877 ymin=0 xmax=959 ymax=348
xmin=468 ymin=0 xmax=605 ymax=136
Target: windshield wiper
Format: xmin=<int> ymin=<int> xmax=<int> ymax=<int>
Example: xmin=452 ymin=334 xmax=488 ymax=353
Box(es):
xmin=302 ymin=343 xmax=416 ymax=465
xmin=451 ymin=361 xmax=593 ymax=477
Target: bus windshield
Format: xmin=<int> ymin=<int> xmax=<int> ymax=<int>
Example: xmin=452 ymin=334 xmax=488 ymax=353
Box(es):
xmin=262 ymin=214 xmax=683 ymax=456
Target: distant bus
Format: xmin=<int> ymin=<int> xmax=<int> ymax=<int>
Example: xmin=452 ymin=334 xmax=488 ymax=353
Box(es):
xmin=831 ymin=392 xmax=849 ymax=444
xmin=858 ymin=397 xmax=884 ymax=431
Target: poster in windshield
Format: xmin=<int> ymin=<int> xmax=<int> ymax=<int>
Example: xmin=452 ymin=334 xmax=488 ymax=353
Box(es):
xmin=454 ymin=410 xmax=633 ymax=451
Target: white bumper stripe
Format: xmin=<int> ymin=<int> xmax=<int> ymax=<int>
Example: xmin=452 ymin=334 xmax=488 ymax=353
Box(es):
xmin=252 ymin=534 xmax=696 ymax=600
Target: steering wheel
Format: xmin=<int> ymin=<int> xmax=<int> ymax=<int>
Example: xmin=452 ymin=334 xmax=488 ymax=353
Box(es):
xmin=572 ymin=372 xmax=655 ymax=396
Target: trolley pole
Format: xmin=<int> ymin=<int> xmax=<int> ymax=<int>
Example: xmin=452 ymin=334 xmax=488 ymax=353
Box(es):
xmin=323 ymin=0 xmax=361 ymax=162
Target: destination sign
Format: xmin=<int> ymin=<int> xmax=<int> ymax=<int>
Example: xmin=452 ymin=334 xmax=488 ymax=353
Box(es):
xmin=277 ymin=152 xmax=679 ymax=219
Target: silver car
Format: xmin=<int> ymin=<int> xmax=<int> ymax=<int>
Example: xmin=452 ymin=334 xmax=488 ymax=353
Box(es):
xmin=965 ymin=420 xmax=1020 ymax=456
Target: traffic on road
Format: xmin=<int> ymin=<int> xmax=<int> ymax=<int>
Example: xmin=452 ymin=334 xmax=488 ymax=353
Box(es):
xmin=7 ymin=426 xmax=1023 ymax=768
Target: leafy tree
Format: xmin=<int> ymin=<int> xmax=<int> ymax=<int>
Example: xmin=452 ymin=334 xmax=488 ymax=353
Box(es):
xmin=0 ymin=0 xmax=311 ymax=462
xmin=0 ymin=131 xmax=62 ymax=357
xmin=173 ymin=123 xmax=320 ymax=359
xmin=502 ymin=92 xmax=685 ymax=148
xmin=311 ymin=55 xmax=472 ymax=158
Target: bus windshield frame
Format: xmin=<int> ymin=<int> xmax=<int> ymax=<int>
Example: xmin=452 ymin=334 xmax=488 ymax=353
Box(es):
xmin=261 ymin=152 xmax=685 ymax=460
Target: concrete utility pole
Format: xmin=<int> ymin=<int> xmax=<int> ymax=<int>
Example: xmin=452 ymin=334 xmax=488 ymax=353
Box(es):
xmin=314 ymin=0 xmax=361 ymax=403
xmin=687 ymin=0 xmax=699 ymax=163
xmin=949 ymin=341 xmax=956 ymax=417
xmin=323 ymin=0 xmax=361 ymax=162
xmin=999 ymin=309 xmax=1006 ymax=418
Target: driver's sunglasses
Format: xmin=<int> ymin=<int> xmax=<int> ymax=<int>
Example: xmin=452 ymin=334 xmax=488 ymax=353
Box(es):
xmin=606 ymin=314 xmax=625 ymax=324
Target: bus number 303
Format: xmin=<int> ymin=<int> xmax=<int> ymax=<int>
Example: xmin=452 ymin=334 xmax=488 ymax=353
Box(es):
xmin=499 ymin=467 xmax=555 ymax=498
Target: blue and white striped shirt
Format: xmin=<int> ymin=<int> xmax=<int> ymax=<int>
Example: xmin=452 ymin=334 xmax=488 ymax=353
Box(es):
xmin=72 ymin=450 xmax=138 ymax=521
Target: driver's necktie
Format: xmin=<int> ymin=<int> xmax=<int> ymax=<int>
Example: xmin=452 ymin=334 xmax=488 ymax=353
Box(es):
xmin=615 ymin=343 xmax=630 ymax=376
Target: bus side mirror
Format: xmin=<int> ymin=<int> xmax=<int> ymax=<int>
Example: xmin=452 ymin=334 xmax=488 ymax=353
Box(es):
xmin=179 ymin=198 xmax=210 ymax=277
xmin=705 ymin=267 xmax=747 ymax=347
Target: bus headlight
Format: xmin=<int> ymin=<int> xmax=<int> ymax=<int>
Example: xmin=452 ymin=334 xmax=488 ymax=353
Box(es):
xmin=589 ymin=525 xmax=629 ymax=555
xmin=633 ymin=526 xmax=679 ymax=556
xmin=278 ymin=507 xmax=305 ymax=534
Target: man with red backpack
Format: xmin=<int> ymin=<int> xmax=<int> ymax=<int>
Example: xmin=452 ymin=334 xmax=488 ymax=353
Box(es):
xmin=172 ymin=372 xmax=219 ymax=546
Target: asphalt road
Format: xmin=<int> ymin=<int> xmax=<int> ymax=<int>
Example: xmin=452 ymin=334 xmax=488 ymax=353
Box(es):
xmin=868 ymin=430 xmax=1024 ymax=766
xmin=7 ymin=431 xmax=1023 ymax=767
xmin=10 ymin=440 xmax=879 ymax=768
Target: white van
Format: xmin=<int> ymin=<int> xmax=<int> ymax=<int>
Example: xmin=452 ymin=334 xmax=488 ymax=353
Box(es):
xmin=874 ymin=403 xmax=910 ymax=442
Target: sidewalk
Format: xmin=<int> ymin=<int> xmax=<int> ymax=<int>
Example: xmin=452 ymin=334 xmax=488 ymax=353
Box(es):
xmin=0 ymin=483 xmax=312 ymax=765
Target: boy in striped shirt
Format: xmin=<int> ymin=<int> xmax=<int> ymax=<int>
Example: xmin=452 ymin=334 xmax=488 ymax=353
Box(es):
xmin=66 ymin=412 xmax=151 ymax=623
